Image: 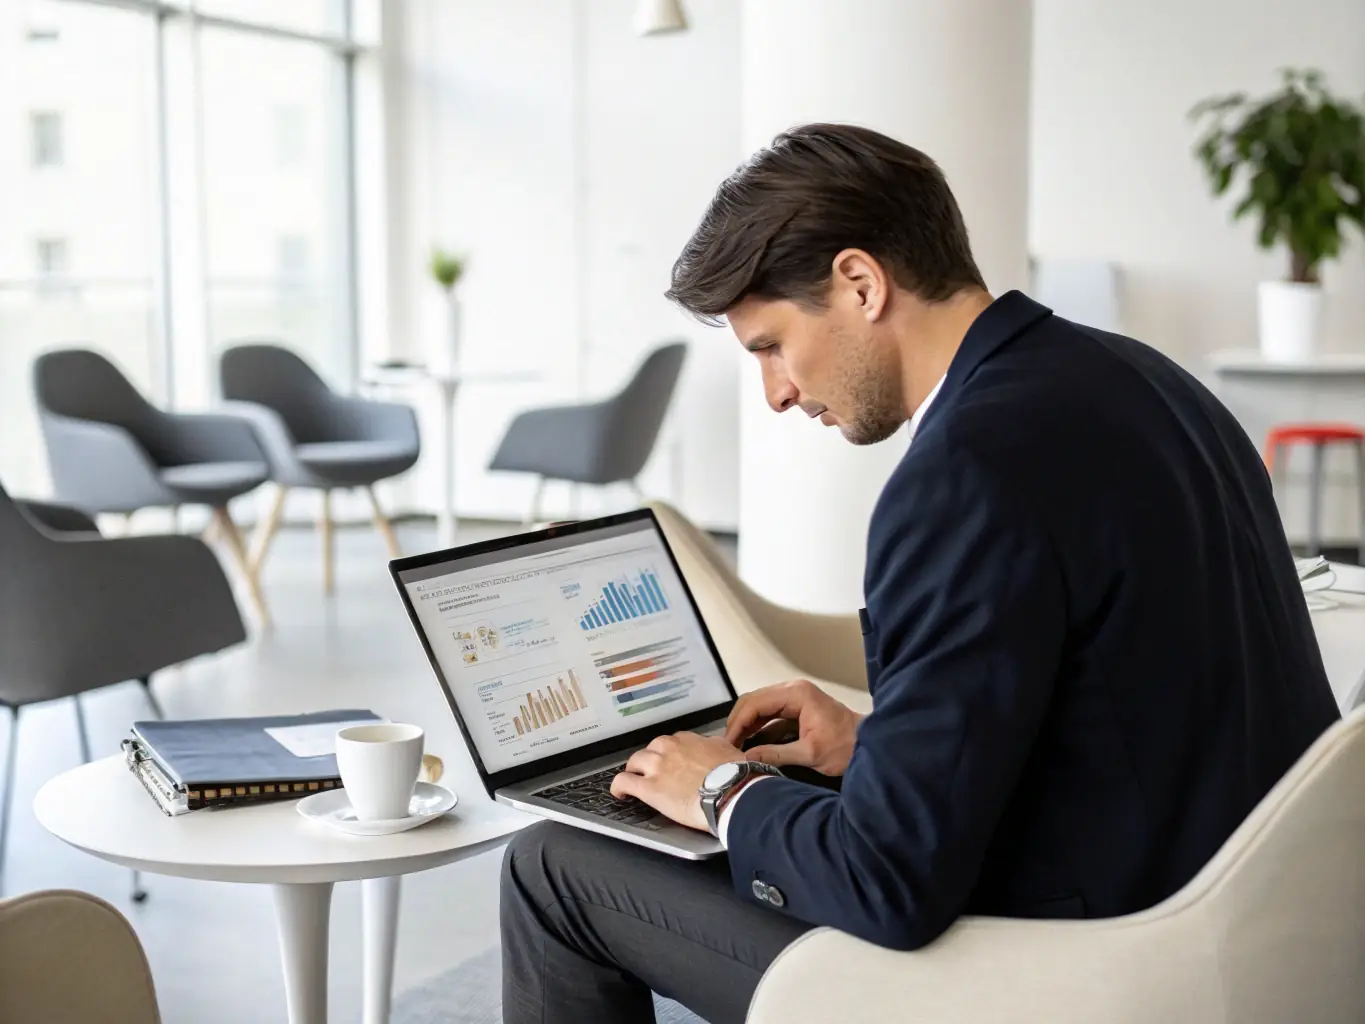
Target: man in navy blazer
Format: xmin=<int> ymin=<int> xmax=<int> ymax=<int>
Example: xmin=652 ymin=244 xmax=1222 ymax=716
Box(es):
xmin=500 ymin=124 xmax=1340 ymax=1024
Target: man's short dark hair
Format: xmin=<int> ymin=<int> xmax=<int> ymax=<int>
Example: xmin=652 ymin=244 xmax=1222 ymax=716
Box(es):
xmin=666 ymin=123 xmax=986 ymax=325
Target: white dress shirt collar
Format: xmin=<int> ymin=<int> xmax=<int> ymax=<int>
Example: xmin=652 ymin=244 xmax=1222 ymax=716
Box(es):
xmin=907 ymin=374 xmax=947 ymax=444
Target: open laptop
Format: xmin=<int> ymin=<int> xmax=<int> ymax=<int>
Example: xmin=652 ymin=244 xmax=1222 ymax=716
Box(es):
xmin=389 ymin=508 xmax=738 ymax=859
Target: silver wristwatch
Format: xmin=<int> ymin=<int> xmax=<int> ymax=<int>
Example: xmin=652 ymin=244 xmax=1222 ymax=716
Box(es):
xmin=699 ymin=761 xmax=782 ymax=837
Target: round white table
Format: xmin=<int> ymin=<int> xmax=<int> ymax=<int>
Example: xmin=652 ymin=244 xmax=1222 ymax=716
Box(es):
xmin=34 ymin=758 xmax=531 ymax=1024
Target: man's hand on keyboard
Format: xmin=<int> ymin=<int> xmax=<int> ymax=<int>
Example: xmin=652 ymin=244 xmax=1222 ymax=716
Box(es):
xmin=725 ymin=679 xmax=863 ymax=776
xmin=610 ymin=732 xmax=744 ymax=832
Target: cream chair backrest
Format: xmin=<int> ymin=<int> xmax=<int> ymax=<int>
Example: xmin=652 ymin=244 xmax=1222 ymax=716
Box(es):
xmin=1180 ymin=705 xmax=1365 ymax=1019
xmin=0 ymin=889 xmax=160 ymax=1023
xmin=647 ymin=501 xmax=869 ymax=696
xmin=646 ymin=501 xmax=804 ymax=692
xmin=749 ymin=708 xmax=1365 ymax=1024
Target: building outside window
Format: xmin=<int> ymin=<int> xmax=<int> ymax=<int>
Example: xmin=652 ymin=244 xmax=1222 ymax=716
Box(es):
xmin=30 ymin=111 xmax=63 ymax=167
xmin=35 ymin=237 xmax=68 ymax=278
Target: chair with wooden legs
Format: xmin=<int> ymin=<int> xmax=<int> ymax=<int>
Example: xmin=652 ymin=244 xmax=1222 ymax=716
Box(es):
xmin=219 ymin=343 xmax=420 ymax=590
xmin=32 ymin=349 xmax=272 ymax=626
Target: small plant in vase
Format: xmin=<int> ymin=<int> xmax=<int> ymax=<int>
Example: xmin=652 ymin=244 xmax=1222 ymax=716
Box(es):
xmin=1190 ymin=68 xmax=1365 ymax=361
xmin=429 ymin=246 xmax=468 ymax=374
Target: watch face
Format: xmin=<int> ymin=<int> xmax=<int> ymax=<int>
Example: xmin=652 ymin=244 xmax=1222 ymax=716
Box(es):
xmin=703 ymin=761 xmax=744 ymax=792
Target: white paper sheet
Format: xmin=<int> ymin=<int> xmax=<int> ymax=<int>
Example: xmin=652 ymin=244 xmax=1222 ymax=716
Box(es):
xmin=265 ymin=719 xmax=385 ymax=758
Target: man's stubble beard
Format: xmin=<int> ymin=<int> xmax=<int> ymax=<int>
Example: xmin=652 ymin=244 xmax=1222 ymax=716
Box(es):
xmin=835 ymin=337 xmax=906 ymax=446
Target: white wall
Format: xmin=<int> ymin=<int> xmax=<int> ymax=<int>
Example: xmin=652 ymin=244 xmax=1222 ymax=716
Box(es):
xmin=735 ymin=0 xmax=1032 ymax=613
xmin=1030 ymin=0 xmax=1365 ymax=368
xmin=391 ymin=0 xmax=1365 ymax=540
xmin=391 ymin=0 xmax=742 ymax=531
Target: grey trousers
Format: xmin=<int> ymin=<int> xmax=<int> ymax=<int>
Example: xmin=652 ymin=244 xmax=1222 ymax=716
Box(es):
xmin=500 ymin=821 xmax=813 ymax=1024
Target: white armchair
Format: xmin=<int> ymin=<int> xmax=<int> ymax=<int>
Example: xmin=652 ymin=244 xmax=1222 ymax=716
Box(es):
xmin=749 ymin=706 xmax=1365 ymax=1023
xmin=647 ymin=502 xmax=1365 ymax=1024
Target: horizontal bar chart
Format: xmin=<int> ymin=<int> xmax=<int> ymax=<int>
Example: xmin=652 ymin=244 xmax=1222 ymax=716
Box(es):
xmin=592 ymin=635 xmax=696 ymax=718
xmin=618 ymin=691 xmax=690 ymax=716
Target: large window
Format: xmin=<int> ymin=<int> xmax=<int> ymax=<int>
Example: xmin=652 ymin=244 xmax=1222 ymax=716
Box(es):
xmin=0 ymin=0 xmax=373 ymax=498
xmin=201 ymin=28 xmax=353 ymax=383
xmin=0 ymin=0 xmax=158 ymax=493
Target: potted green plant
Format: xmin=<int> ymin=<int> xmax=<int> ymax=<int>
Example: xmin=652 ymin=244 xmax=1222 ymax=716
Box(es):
xmin=429 ymin=246 xmax=468 ymax=372
xmin=1190 ymin=68 xmax=1365 ymax=361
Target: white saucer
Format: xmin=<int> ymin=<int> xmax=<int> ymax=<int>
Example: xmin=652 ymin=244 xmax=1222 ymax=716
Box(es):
xmin=297 ymin=783 xmax=458 ymax=836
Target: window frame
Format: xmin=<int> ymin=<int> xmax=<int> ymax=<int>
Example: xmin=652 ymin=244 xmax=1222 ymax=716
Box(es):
xmin=28 ymin=0 xmax=374 ymax=404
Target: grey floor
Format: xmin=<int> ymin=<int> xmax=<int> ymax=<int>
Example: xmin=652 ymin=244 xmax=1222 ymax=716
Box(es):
xmin=3 ymin=518 xmax=535 ymax=1024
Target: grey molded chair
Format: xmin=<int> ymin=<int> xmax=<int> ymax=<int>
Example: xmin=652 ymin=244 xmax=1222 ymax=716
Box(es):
xmin=0 ymin=889 xmax=160 ymax=1023
xmin=33 ymin=348 xmax=272 ymax=625
xmin=490 ymin=341 xmax=687 ymax=523
xmin=219 ymin=343 xmax=421 ymax=591
xmin=0 ymin=485 xmax=246 ymax=899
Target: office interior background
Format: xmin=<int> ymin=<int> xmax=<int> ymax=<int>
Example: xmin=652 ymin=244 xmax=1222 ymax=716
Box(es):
xmin=2 ymin=0 xmax=1365 ymax=1022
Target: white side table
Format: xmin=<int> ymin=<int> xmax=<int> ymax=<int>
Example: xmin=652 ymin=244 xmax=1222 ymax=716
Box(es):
xmin=1206 ymin=350 xmax=1365 ymax=443
xmin=1207 ymin=351 xmax=1365 ymax=549
xmin=34 ymin=758 xmax=532 ymax=1024
xmin=363 ymin=366 xmax=540 ymax=549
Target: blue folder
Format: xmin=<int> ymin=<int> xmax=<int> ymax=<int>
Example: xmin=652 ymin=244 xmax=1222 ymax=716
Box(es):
xmin=123 ymin=708 xmax=381 ymax=815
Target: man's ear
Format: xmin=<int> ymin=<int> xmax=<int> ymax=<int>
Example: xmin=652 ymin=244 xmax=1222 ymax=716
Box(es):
xmin=830 ymin=248 xmax=890 ymax=322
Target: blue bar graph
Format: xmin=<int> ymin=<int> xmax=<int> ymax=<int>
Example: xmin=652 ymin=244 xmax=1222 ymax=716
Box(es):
xmin=579 ymin=568 xmax=670 ymax=631
xmin=607 ymin=583 xmax=627 ymax=622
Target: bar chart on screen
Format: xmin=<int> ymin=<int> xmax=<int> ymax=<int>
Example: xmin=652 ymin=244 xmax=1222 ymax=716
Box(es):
xmin=476 ymin=668 xmax=600 ymax=753
xmin=508 ymin=669 xmax=592 ymax=735
xmin=594 ymin=638 xmax=696 ymax=718
xmin=578 ymin=566 xmax=670 ymax=631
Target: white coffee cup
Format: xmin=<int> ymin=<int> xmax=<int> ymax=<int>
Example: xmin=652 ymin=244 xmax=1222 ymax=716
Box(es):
xmin=335 ymin=723 xmax=425 ymax=821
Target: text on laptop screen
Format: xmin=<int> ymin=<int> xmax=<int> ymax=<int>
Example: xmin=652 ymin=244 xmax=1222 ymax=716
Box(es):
xmin=399 ymin=520 xmax=732 ymax=774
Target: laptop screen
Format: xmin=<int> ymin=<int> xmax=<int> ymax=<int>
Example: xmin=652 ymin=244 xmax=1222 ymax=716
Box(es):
xmin=395 ymin=517 xmax=734 ymax=775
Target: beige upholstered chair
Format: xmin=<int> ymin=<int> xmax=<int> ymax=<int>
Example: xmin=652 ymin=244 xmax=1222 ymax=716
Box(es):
xmin=748 ymin=707 xmax=1365 ymax=1024
xmin=0 ymin=889 xmax=160 ymax=1023
xmin=647 ymin=502 xmax=1365 ymax=1023
xmin=647 ymin=501 xmax=870 ymax=713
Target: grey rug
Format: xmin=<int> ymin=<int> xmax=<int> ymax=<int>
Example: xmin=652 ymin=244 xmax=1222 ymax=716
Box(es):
xmin=394 ymin=945 xmax=706 ymax=1024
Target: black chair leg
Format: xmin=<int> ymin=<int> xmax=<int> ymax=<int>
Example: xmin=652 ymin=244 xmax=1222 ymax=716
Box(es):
xmin=138 ymin=676 xmax=164 ymax=720
xmin=0 ymin=706 xmax=17 ymax=897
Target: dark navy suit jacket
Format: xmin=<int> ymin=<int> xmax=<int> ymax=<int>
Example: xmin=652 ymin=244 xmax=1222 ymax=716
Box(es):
xmin=725 ymin=291 xmax=1340 ymax=950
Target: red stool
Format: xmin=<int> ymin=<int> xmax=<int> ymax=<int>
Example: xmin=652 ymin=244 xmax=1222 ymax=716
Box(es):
xmin=1264 ymin=423 xmax=1365 ymax=559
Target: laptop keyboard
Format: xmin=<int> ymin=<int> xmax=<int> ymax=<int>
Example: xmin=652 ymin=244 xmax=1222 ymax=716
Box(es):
xmin=533 ymin=765 xmax=661 ymax=826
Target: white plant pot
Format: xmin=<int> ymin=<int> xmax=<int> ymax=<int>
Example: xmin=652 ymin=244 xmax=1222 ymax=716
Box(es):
xmin=1258 ymin=280 xmax=1322 ymax=362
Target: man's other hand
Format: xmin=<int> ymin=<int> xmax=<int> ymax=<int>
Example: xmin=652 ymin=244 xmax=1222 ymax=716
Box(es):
xmin=725 ymin=679 xmax=863 ymax=775
xmin=610 ymin=732 xmax=742 ymax=832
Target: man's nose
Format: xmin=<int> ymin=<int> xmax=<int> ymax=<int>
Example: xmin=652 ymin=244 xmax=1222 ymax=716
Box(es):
xmin=762 ymin=362 xmax=799 ymax=413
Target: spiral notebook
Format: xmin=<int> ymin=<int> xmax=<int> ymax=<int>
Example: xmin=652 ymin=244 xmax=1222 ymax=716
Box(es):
xmin=121 ymin=709 xmax=382 ymax=816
